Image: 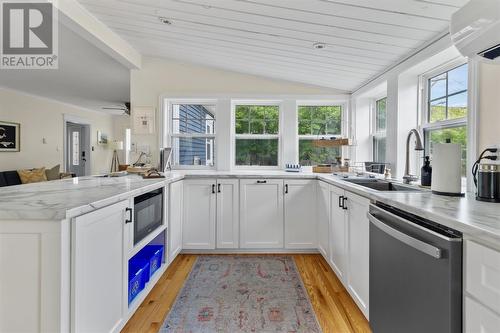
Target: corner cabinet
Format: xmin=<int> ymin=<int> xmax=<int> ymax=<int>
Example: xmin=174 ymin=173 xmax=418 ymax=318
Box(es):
xmin=71 ymin=199 xmax=129 ymax=333
xmin=284 ymin=179 xmax=317 ymax=249
xmin=317 ymin=181 xmax=331 ymax=257
xmin=240 ymin=179 xmax=284 ymax=248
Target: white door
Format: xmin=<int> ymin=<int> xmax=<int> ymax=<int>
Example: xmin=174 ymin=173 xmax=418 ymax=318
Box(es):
xmin=182 ymin=179 xmax=216 ymax=249
xmin=240 ymin=179 xmax=284 ymax=248
xmin=330 ymin=185 xmax=347 ymax=280
xmin=284 ymin=179 xmax=316 ymax=249
xmin=169 ymin=180 xmax=183 ymax=261
xmin=72 ymin=200 xmax=128 ymax=333
xmin=216 ymin=179 xmax=239 ymax=249
xmin=317 ymin=181 xmax=330 ymax=258
xmin=66 ymin=122 xmax=88 ymax=176
xmin=346 ymin=192 xmax=370 ymax=319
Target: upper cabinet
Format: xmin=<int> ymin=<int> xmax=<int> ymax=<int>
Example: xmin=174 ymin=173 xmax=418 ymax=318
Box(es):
xmin=182 ymin=179 xmax=216 ymax=249
xmin=284 ymin=179 xmax=317 ymax=249
xmin=240 ymin=179 xmax=284 ymax=248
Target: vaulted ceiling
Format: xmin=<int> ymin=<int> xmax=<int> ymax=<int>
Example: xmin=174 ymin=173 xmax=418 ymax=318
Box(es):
xmin=78 ymin=0 xmax=469 ymax=92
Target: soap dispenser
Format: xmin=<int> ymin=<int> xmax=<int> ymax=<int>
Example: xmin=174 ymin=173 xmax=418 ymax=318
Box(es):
xmin=421 ymin=156 xmax=432 ymax=187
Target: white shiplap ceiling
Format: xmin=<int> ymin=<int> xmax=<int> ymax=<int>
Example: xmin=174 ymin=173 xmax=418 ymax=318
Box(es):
xmin=77 ymin=0 xmax=469 ymax=92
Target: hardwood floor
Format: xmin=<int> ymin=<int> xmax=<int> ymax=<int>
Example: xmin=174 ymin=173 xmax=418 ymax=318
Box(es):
xmin=121 ymin=254 xmax=371 ymax=333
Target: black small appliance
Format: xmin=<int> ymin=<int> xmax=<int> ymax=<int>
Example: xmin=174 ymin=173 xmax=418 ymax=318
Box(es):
xmin=473 ymin=147 xmax=500 ymax=203
xmin=133 ymin=188 xmax=163 ymax=244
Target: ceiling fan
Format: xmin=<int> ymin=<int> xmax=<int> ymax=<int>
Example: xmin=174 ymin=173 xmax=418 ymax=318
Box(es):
xmin=102 ymin=102 xmax=130 ymax=115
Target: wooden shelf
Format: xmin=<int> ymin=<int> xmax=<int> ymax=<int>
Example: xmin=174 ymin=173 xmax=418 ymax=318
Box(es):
xmin=312 ymin=138 xmax=350 ymax=147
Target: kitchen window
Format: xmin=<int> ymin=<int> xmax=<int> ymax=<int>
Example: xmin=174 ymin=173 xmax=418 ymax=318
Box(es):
xmin=234 ymin=103 xmax=281 ymax=167
xmin=168 ymin=101 xmax=216 ymax=168
xmin=372 ymin=97 xmax=387 ymax=163
xmin=422 ymin=62 xmax=468 ymax=176
xmin=298 ymin=104 xmax=343 ymax=166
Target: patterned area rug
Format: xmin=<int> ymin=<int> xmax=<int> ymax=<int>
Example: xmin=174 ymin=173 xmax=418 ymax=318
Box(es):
xmin=160 ymin=256 xmax=322 ymax=333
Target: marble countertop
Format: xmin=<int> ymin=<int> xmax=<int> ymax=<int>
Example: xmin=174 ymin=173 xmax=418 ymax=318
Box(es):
xmin=1 ymin=170 xmax=500 ymax=246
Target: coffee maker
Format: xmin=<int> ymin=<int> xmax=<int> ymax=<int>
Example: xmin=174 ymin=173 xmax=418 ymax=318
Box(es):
xmin=473 ymin=146 xmax=500 ymax=202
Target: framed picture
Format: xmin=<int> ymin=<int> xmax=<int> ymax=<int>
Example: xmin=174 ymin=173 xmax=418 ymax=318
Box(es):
xmin=133 ymin=106 xmax=155 ymax=134
xmin=0 ymin=121 xmax=20 ymax=152
xmin=97 ymin=130 xmax=108 ymax=145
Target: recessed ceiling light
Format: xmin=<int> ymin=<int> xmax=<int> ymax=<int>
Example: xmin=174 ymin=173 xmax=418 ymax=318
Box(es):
xmin=202 ymin=4 xmax=212 ymax=9
xmin=313 ymin=42 xmax=327 ymax=50
xmin=158 ymin=17 xmax=172 ymax=25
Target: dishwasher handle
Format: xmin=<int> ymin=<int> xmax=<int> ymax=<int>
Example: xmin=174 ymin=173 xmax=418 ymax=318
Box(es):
xmin=367 ymin=212 xmax=442 ymax=259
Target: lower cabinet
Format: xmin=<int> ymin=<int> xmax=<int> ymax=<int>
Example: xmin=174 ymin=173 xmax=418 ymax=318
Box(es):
xmin=240 ymin=179 xmax=284 ymax=248
xmin=330 ymin=185 xmax=347 ymax=280
xmin=216 ymin=179 xmax=240 ymax=249
xmin=323 ymin=181 xmax=370 ymax=320
xmin=169 ymin=180 xmax=183 ymax=262
xmin=284 ymin=179 xmax=317 ymax=249
xmin=72 ymin=199 xmax=129 ymax=333
xmin=317 ymin=181 xmax=330 ymax=258
xmin=182 ymin=179 xmax=216 ymax=249
xmin=466 ymin=297 xmax=500 ymax=333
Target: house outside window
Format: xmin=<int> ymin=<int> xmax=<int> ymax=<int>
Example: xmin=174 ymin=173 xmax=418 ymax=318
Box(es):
xmin=298 ymin=104 xmax=343 ymax=166
xmin=234 ymin=102 xmax=281 ymax=167
xmin=422 ymin=62 xmax=468 ymax=176
xmin=372 ymin=97 xmax=387 ymax=164
xmin=168 ymin=102 xmax=216 ymax=168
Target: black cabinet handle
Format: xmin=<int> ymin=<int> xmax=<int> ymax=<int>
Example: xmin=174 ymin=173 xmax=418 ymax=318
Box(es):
xmin=218 ymin=184 xmax=221 ymax=193
xmin=338 ymin=196 xmax=344 ymax=208
xmin=125 ymin=207 xmax=133 ymax=224
xmin=343 ymin=197 xmax=348 ymax=210
xmin=212 ymin=184 xmax=216 ymax=194
xmin=285 ymin=184 xmax=289 ymax=194
xmin=257 ymin=180 xmax=267 ymax=184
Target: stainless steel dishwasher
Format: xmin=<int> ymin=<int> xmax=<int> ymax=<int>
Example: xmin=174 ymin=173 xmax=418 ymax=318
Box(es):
xmin=368 ymin=202 xmax=462 ymax=333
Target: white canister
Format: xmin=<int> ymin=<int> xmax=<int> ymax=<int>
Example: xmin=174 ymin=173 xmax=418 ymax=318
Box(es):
xmin=431 ymin=143 xmax=464 ymax=196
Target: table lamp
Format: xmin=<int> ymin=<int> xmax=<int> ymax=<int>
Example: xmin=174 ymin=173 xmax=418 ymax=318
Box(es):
xmin=110 ymin=140 xmax=124 ymax=172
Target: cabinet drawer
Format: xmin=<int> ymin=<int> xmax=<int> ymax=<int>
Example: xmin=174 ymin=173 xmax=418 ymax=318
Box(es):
xmin=466 ymin=241 xmax=500 ymax=313
xmin=466 ymin=297 xmax=500 ymax=333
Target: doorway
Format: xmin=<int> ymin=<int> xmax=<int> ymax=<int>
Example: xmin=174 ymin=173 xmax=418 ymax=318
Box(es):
xmin=65 ymin=121 xmax=90 ymax=176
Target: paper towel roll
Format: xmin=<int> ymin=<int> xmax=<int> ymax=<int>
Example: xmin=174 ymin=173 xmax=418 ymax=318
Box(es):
xmin=431 ymin=143 xmax=463 ymax=196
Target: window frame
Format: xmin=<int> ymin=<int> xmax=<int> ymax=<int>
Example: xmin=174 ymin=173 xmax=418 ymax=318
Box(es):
xmin=420 ymin=59 xmax=468 ymax=178
xmin=371 ymin=96 xmax=387 ymax=163
xmin=165 ymin=98 xmax=217 ymax=170
xmin=232 ymin=100 xmax=283 ymax=169
xmin=296 ymin=101 xmax=346 ymax=166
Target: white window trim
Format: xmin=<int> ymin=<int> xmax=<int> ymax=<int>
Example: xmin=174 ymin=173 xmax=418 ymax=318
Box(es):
xmin=231 ymin=100 xmax=283 ymax=170
xmin=164 ymin=98 xmax=218 ymax=170
xmin=371 ymin=96 xmax=387 ymax=162
xmin=296 ymin=101 xmax=347 ymax=165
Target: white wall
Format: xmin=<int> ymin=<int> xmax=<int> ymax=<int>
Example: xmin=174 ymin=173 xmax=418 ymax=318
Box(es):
xmin=128 ymin=57 xmax=346 ymax=169
xmin=0 ymin=89 xmax=115 ymax=174
xmin=478 ymin=62 xmax=500 ymax=150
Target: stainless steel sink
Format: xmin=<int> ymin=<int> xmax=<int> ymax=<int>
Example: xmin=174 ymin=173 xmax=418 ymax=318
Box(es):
xmin=342 ymin=178 xmax=423 ymax=192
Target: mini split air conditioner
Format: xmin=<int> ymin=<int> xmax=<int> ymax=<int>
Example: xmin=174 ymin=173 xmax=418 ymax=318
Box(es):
xmin=450 ymin=0 xmax=500 ymax=63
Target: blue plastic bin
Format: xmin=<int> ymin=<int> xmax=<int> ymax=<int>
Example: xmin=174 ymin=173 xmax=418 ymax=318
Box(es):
xmin=136 ymin=245 xmax=164 ymax=278
xmin=128 ymin=258 xmax=149 ymax=304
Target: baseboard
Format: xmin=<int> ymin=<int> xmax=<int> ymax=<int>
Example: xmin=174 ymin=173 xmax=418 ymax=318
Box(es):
xmin=180 ymin=248 xmax=320 ymax=254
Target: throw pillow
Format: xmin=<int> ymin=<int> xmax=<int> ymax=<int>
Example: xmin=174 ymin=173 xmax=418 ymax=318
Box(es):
xmin=17 ymin=167 xmax=48 ymax=184
xmin=45 ymin=164 xmax=61 ymax=181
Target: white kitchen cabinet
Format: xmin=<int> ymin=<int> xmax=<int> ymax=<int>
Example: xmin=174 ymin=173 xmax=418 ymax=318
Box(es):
xmin=182 ymin=179 xmax=216 ymax=249
xmin=169 ymin=180 xmax=183 ymax=262
xmin=345 ymin=192 xmax=370 ymax=319
xmin=330 ymin=185 xmax=347 ymax=280
xmin=466 ymin=297 xmax=500 ymax=333
xmin=72 ymin=200 xmax=129 ymax=333
xmin=216 ymin=179 xmax=239 ymax=249
xmin=240 ymin=179 xmax=284 ymax=248
xmin=317 ymin=181 xmax=330 ymax=258
xmin=284 ymin=179 xmax=316 ymax=249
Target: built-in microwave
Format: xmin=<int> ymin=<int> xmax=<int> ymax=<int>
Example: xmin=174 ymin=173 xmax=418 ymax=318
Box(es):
xmin=133 ymin=188 xmax=163 ymax=245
